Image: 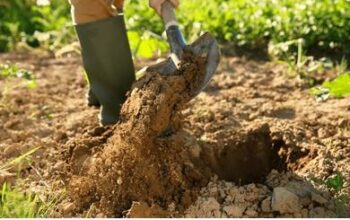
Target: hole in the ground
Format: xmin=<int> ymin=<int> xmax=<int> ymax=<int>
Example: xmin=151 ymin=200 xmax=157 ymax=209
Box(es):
xmin=200 ymin=124 xmax=309 ymax=185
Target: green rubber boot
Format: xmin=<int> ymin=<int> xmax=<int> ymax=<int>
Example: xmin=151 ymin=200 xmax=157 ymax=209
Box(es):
xmin=86 ymin=88 xmax=100 ymax=107
xmin=75 ymin=15 xmax=135 ymax=126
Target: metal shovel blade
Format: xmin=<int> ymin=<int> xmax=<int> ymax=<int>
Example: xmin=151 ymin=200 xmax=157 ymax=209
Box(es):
xmin=187 ymin=32 xmax=221 ymax=96
xmin=147 ymin=32 xmax=220 ymax=97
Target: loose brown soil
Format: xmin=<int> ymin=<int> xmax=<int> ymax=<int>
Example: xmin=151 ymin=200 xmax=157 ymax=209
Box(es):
xmin=67 ymin=53 xmax=211 ymax=216
xmin=0 ymin=52 xmax=349 ymax=217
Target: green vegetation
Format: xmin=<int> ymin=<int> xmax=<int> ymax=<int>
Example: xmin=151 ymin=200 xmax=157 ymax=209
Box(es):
xmin=320 ymin=73 xmax=350 ymax=98
xmin=311 ymin=72 xmax=350 ymax=100
xmin=0 ymin=147 xmax=40 ymax=217
xmin=1 ymin=0 xmax=350 ymax=59
xmin=326 ymin=172 xmax=345 ymax=192
xmin=0 ymin=180 xmax=60 ymax=218
xmin=0 ymin=147 xmax=61 ymax=218
xmin=311 ymin=172 xmax=349 ymax=216
xmin=324 ymin=172 xmax=349 ymax=217
xmin=312 ymin=171 xmax=345 ymax=193
xmin=0 ymin=0 xmax=73 ymax=52
xmin=270 ymin=39 xmax=334 ymax=79
xmin=0 ymin=63 xmax=37 ymax=89
xmin=1 ymin=183 xmax=46 ymax=218
xmin=126 ymin=0 xmax=350 ymax=56
xmin=0 ymin=147 xmax=40 ymax=172
xmin=1 ymin=0 xmax=349 ymax=97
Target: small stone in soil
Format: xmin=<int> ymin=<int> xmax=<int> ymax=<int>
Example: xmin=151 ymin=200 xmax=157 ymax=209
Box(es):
xmin=261 ymin=196 xmax=272 ymax=212
xmin=271 ymin=187 xmax=301 ymax=214
xmin=223 ymin=205 xmax=244 ymax=217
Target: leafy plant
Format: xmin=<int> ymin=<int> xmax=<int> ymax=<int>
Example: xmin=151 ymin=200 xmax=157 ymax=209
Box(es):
xmin=0 ymin=63 xmax=37 ymax=89
xmin=321 ymin=73 xmax=350 ymax=98
xmin=270 ymin=38 xmax=338 ymax=85
xmin=2 ymin=0 xmax=350 ymax=58
xmin=325 ymin=172 xmax=345 ymax=192
xmin=31 ymin=0 xmax=75 ymax=51
xmin=128 ymin=31 xmax=168 ymax=59
xmin=0 ymin=0 xmax=73 ymax=52
xmin=311 ymin=72 xmax=350 ymax=100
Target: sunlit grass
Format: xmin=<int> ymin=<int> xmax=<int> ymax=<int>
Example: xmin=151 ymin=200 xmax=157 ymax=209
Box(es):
xmin=0 ymin=147 xmax=65 ymax=218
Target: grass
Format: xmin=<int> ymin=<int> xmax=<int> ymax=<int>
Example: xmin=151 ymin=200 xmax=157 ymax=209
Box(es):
xmin=0 ymin=147 xmax=63 ymax=218
xmin=0 ymin=147 xmax=40 ymax=172
xmin=269 ymin=38 xmax=350 ymax=89
xmin=270 ymin=39 xmax=326 ymax=78
xmin=0 ymin=182 xmax=64 ymax=218
xmin=1 ymin=183 xmax=44 ymax=218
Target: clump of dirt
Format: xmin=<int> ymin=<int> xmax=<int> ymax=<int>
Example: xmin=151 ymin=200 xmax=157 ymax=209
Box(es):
xmin=68 ymin=53 xmax=212 ymax=216
xmin=185 ymin=172 xmax=337 ymax=218
xmin=124 ymin=202 xmax=170 ymax=217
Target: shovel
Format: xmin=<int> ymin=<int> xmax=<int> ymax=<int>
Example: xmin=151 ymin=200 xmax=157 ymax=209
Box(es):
xmin=147 ymin=1 xmax=221 ymax=96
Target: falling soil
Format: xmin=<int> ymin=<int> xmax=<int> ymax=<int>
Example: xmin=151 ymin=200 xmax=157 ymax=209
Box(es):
xmin=0 ymin=52 xmax=349 ymax=217
xmin=68 ymin=52 xmax=213 ymax=216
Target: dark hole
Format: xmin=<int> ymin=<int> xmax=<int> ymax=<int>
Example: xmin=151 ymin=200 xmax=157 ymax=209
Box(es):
xmin=200 ymin=125 xmax=300 ymax=185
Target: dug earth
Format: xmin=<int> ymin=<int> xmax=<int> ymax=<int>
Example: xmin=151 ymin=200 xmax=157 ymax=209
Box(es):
xmin=1 ymin=53 xmax=349 ymax=217
xmin=62 ymin=52 xmax=343 ymax=217
xmin=67 ymin=53 xmax=214 ymax=216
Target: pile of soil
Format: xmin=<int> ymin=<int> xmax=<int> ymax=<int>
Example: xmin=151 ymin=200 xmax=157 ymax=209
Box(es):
xmin=0 ymin=52 xmax=349 ymax=217
xmin=67 ymin=53 xmax=212 ymax=216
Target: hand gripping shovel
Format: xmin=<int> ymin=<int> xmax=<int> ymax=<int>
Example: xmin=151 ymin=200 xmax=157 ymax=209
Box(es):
xmin=147 ymin=1 xmax=221 ymax=96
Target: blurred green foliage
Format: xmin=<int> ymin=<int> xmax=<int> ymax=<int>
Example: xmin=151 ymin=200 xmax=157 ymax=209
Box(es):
xmin=0 ymin=0 xmax=350 ymax=58
xmin=0 ymin=0 xmax=73 ymax=52
xmin=311 ymin=72 xmax=350 ymax=100
xmin=127 ymin=0 xmax=350 ymax=57
xmin=1 ymin=183 xmax=41 ymax=217
xmin=0 ymin=63 xmax=37 ymax=89
xmin=0 ymin=147 xmax=60 ymax=218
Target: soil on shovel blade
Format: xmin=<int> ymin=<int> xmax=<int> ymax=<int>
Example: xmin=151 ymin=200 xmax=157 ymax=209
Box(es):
xmin=0 ymin=52 xmax=349 ymax=218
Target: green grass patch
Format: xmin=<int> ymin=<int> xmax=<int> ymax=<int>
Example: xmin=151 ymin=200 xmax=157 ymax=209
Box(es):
xmin=0 ymin=147 xmax=63 ymax=217
xmin=1 ymin=183 xmax=43 ymax=218
xmin=0 ymin=182 xmax=62 ymax=218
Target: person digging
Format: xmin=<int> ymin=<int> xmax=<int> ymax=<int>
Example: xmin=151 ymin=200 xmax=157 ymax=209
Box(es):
xmin=69 ymin=0 xmax=179 ymax=126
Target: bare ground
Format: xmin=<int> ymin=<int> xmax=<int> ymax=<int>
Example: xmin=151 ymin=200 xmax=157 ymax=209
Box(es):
xmin=0 ymin=52 xmax=349 ymax=217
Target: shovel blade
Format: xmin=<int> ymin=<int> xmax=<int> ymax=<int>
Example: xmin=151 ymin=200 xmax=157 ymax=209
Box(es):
xmin=147 ymin=32 xmax=220 ymax=97
xmin=186 ymin=32 xmax=220 ymax=95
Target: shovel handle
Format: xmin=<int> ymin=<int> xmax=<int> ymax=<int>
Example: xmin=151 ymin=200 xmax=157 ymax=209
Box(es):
xmin=161 ymin=1 xmax=186 ymax=57
xmin=161 ymin=1 xmax=177 ymax=29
